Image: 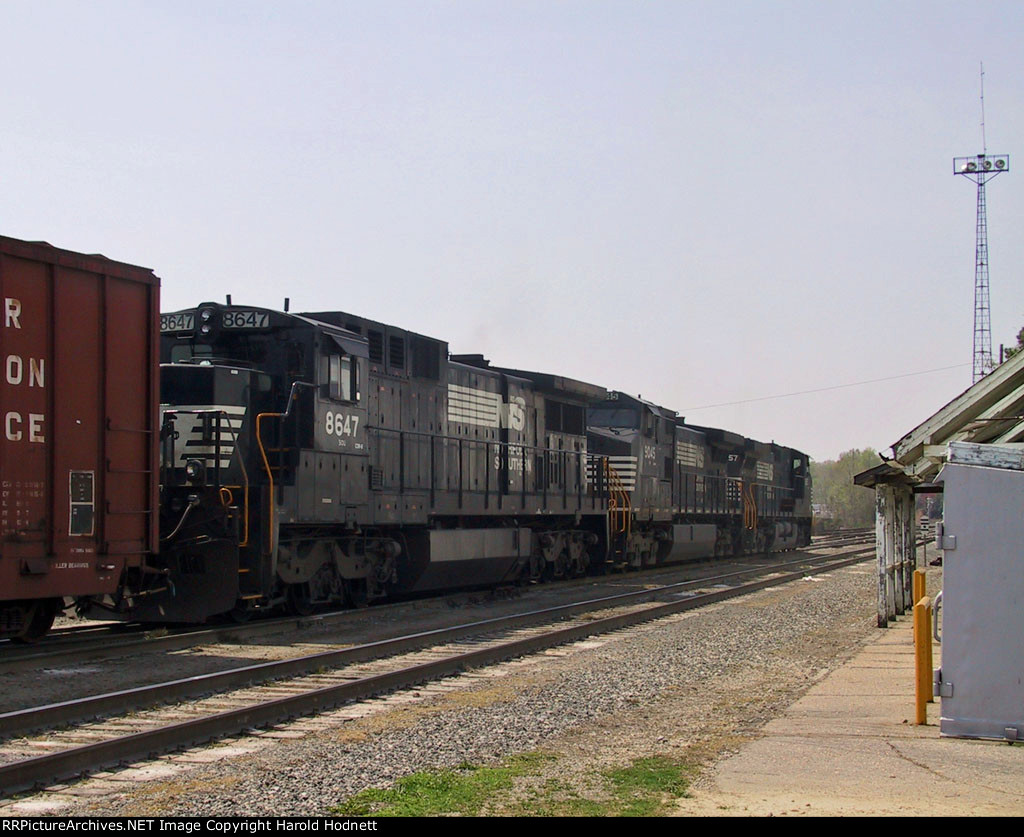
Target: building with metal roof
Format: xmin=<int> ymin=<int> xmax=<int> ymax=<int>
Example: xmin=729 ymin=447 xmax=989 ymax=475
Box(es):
xmin=854 ymin=349 xmax=1024 ymax=625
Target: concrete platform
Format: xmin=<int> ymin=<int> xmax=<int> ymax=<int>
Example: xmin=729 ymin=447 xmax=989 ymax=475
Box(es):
xmin=675 ymin=615 xmax=1024 ymax=816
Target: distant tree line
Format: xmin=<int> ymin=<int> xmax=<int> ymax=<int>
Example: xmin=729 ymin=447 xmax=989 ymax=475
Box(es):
xmin=810 ymin=448 xmax=879 ymax=530
xmin=1003 ymin=325 xmax=1024 ymax=361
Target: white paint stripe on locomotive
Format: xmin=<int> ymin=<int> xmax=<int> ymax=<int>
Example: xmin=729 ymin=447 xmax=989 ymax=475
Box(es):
xmin=447 ymin=384 xmax=502 ymax=427
xmin=448 ymin=396 xmax=500 ymax=416
xmin=675 ymin=441 xmax=705 ymax=468
xmin=448 ymin=385 xmax=502 ymax=411
xmin=587 ymin=455 xmax=638 ymax=490
xmin=165 ymin=404 xmax=247 ymax=416
xmin=163 ymin=405 xmax=246 ymax=468
xmin=182 ymin=445 xmax=236 ymax=454
xmin=448 ymin=383 xmax=502 ymax=399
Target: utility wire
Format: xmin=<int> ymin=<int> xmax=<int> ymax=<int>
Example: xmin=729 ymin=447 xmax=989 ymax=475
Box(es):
xmin=682 ymin=363 xmax=970 ymax=411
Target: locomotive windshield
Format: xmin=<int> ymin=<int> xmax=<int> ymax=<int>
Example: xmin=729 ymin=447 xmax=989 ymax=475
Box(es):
xmin=164 ymin=331 xmax=308 ymax=379
xmin=588 ymin=407 xmax=640 ymax=429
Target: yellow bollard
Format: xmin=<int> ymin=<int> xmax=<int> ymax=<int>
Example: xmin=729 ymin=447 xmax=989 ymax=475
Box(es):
xmin=913 ymin=569 xmax=926 ymax=605
xmin=912 ymin=569 xmax=927 ymax=646
xmin=914 ymin=596 xmax=933 ymax=724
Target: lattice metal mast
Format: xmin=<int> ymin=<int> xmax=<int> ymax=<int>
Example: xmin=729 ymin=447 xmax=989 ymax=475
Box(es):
xmin=954 ymin=65 xmax=1009 ymax=384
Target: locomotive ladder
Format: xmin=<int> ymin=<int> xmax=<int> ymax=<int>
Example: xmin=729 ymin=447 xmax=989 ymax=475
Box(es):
xmin=743 ymin=482 xmax=758 ymax=531
xmin=603 ymin=459 xmax=632 ymax=564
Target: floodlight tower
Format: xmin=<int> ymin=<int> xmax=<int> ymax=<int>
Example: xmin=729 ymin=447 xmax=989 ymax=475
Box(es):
xmin=954 ymin=66 xmax=1009 ymax=384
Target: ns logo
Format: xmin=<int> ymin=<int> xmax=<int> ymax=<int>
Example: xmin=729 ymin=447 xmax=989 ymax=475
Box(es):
xmin=500 ymin=396 xmax=526 ymax=431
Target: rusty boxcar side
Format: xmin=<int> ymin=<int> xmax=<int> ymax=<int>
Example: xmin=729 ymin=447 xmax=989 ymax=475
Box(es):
xmin=0 ymin=235 xmax=159 ymax=639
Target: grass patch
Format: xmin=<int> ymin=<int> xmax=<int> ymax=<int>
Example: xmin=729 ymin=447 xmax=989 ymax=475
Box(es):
xmin=604 ymin=756 xmax=692 ymax=816
xmin=508 ymin=777 xmax=607 ymax=817
xmin=332 ymin=752 xmax=694 ymax=817
xmin=332 ymin=752 xmax=554 ymax=817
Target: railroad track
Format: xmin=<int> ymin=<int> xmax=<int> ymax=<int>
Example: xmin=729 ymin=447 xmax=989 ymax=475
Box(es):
xmin=0 ymin=537 xmax=873 ymax=675
xmin=812 ymin=527 xmax=873 ymax=545
xmin=0 ymin=543 xmax=875 ymax=797
xmin=0 ymin=607 xmax=355 ymax=675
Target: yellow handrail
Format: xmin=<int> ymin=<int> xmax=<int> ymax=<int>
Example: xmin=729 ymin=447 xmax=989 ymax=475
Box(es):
xmin=603 ymin=459 xmax=632 ymax=538
xmin=743 ymin=481 xmax=758 ymax=531
xmin=255 ymin=411 xmax=284 ymax=556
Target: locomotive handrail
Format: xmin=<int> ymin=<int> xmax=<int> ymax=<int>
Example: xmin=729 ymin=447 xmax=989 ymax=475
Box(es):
xmin=742 ymin=481 xmax=758 ymax=531
xmin=366 ymin=425 xmax=610 ymax=504
xmin=604 ymin=458 xmax=632 ymax=538
xmin=254 ymin=382 xmax=316 ymax=556
xmin=255 ymin=412 xmax=281 ymax=556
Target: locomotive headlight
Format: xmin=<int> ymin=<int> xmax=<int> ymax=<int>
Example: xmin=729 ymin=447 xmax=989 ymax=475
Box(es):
xmin=200 ymin=324 xmax=212 ymax=335
xmin=200 ymin=308 xmax=213 ymax=321
xmin=185 ymin=458 xmax=207 ymax=486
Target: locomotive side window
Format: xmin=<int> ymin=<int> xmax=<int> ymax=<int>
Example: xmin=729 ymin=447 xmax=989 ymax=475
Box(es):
xmin=321 ymin=352 xmax=358 ymax=402
xmin=588 ymin=407 xmax=639 ymax=428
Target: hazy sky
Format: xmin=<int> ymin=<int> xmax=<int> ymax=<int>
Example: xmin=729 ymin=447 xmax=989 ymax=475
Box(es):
xmin=2 ymin=1 xmax=1022 ymax=461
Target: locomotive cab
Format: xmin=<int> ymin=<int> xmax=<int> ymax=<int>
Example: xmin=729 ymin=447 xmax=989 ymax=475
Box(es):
xmin=588 ymin=393 xmax=679 ymax=567
xmin=131 ymin=302 xmax=372 ymax=622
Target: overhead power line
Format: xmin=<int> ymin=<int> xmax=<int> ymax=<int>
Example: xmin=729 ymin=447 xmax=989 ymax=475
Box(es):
xmin=682 ymin=363 xmax=970 ymax=411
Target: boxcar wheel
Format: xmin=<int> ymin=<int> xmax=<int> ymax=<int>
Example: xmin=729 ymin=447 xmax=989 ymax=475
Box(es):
xmin=12 ymin=599 xmax=61 ymax=644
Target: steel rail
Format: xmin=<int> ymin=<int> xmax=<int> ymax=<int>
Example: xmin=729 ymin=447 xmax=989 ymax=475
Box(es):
xmin=0 ymin=538 xmax=870 ymax=674
xmin=0 ymin=607 xmax=374 ymax=675
xmin=0 ymin=548 xmax=874 ymax=796
xmin=0 ymin=544 xmax=873 ymax=740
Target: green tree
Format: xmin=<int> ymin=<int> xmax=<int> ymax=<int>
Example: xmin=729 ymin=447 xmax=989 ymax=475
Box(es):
xmin=1004 ymin=325 xmax=1024 ymax=360
xmin=810 ymin=448 xmax=880 ymax=530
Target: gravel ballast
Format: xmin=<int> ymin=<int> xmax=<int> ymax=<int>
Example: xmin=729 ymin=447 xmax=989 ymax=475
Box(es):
xmin=8 ymin=562 xmax=880 ymax=816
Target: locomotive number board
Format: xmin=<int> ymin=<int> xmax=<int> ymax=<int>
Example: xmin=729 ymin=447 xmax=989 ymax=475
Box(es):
xmin=160 ymin=312 xmax=194 ymax=332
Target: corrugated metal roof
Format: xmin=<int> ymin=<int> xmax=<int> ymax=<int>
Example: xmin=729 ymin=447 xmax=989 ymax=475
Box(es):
xmin=887 ymin=350 xmax=1024 ymax=482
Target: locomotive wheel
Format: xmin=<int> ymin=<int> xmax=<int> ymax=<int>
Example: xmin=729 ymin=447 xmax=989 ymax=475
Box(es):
xmin=344 ymin=579 xmax=370 ymax=608
xmin=568 ymin=539 xmax=587 ymax=577
xmin=229 ymin=600 xmax=254 ymax=623
xmin=286 ymin=583 xmax=314 ymax=617
xmin=542 ymin=554 xmax=568 ymax=580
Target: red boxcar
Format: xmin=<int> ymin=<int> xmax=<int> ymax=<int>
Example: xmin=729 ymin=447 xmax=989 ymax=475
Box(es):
xmin=0 ymin=235 xmax=159 ymax=639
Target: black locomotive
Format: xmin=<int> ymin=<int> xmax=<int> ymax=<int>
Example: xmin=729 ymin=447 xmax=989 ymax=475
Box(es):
xmin=85 ymin=302 xmax=811 ymax=624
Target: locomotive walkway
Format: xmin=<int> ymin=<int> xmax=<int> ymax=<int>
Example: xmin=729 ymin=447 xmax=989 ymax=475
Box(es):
xmin=672 ymin=613 xmax=1024 ymax=816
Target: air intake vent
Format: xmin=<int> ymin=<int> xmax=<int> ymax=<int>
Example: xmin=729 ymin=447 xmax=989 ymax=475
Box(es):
xmin=368 ymin=330 xmax=383 ymax=363
xmin=412 ymin=337 xmax=441 ymax=380
xmin=389 ymin=336 xmax=405 ymax=371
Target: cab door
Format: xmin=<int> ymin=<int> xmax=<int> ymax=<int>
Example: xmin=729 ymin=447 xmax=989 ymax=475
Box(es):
xmin=314 ymin=349 xmax=369 ymax=523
